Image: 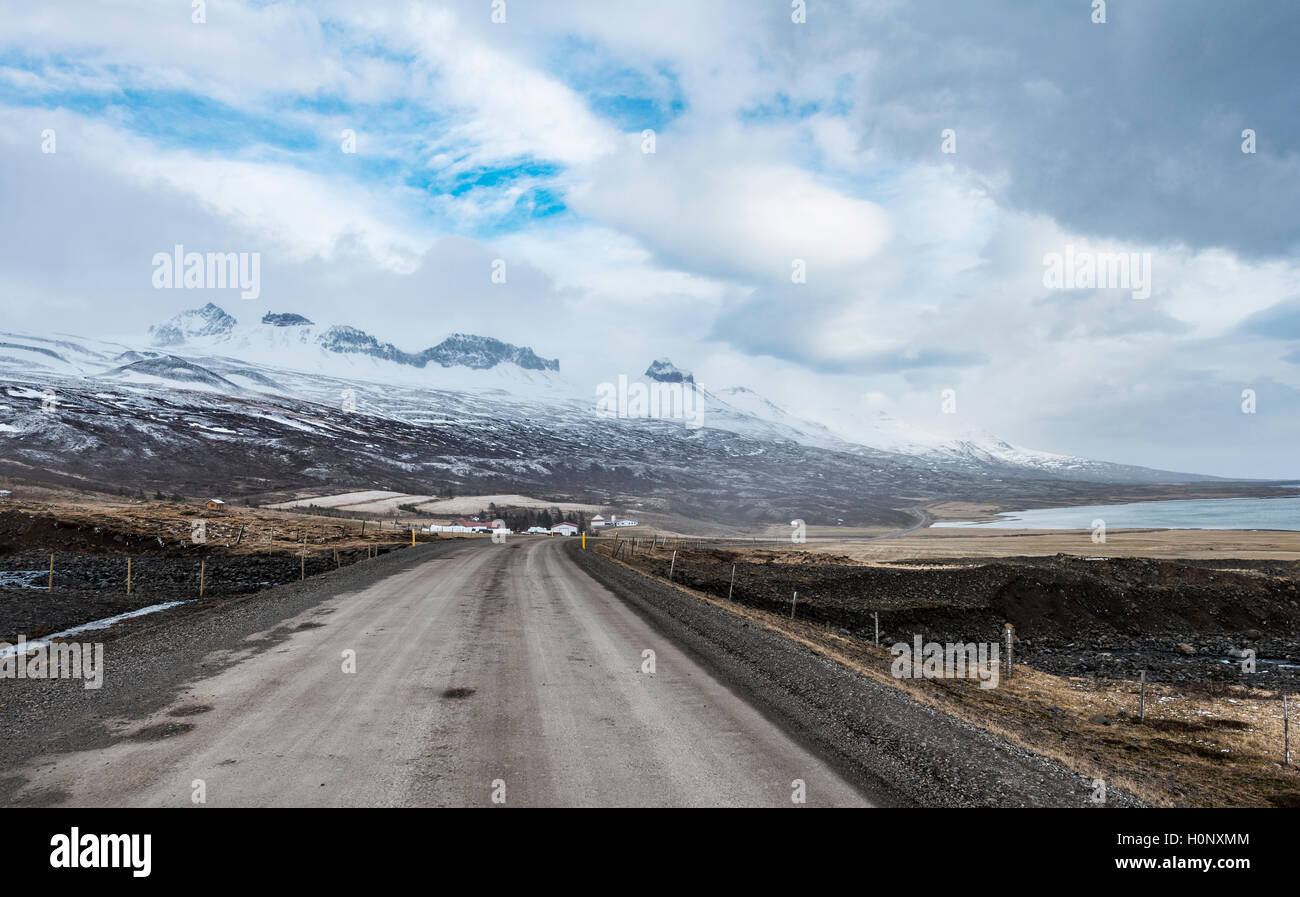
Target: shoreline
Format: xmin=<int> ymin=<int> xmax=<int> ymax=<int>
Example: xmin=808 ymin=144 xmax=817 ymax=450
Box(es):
xmin=923 ymin=485 xmax=1300 ymax=529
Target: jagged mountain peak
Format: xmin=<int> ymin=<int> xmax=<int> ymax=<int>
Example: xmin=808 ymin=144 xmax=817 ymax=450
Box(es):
xmin=428 ymin=334 xmax=559 ymax=372
xmin=261 ymin=312 xmax=314 ymax=327
xmin=645 ymin=358 xmax=693 ymax=383
xmin=148 ymin=302 xmax=237 ymax=347
xmin=317 ymin=327 xmax=558 ymax=372
xmin=143 ymin=306 xmax=559 ymax=374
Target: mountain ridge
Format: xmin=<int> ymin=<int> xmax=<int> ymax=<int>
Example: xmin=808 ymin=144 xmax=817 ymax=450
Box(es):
xmin=148 ymin=303 xmax=561 ymax=374
xmin=0 ymin=310 xmax=1225 ymax=526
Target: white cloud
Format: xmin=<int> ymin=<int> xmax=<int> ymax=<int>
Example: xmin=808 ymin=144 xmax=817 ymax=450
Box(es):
xmin=574 ymin=141 xmax=892 ymax=282
xmin=2 ymin=0 xmax=1299 ymax=477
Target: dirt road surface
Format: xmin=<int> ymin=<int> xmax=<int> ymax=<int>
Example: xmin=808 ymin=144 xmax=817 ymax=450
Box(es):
xmin=2 ymin=539 xmax=870 ymax=807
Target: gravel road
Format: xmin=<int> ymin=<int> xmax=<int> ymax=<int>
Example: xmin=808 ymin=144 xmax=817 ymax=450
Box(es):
xmin=0 ymin=538 xmax=869 ymax=807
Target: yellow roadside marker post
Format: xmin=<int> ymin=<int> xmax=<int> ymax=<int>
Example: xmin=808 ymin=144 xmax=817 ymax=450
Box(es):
xmin=582 ymin=532 xmax=586 ymax=550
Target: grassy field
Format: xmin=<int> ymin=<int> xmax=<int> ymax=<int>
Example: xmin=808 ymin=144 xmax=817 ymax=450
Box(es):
xmin=797 ymin=527 xmax=1300 ymax=561
xmin=0 ymin=483 xmax=433 ymax=556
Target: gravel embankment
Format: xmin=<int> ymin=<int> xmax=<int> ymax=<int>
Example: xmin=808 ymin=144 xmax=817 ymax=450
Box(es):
xmin=567 ymin=542 xmax=1143 ymax=807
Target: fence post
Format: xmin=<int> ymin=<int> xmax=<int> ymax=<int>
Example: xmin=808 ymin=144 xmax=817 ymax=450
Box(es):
xmin=48 ymin=552 xmax=53 ymax=592
xmin=1285 ymin=694 xmax=1291 ymax=766
xmin=1004 ymin=623 xmax=1014 ymax=679
xmin=728 ymin=564 xmax=736 ymax=600
xmin=790 ymin=591 xmax=797 ymax=619
xmin=199 ymin=559 xmax=205 ymax=597
xmin=1139 ymin=670 xmax=1147 ymax=721
xmin=127 ymin=557 xmax=132 ymax=595
xmin=873 ymin=612 xmax=879 ymax=647
xmin=668 ymin=550 xmax=676 ymax=581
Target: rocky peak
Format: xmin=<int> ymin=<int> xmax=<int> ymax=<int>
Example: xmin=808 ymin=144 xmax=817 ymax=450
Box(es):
xmin=261 ymin=312 xmax=314 ymax=327
xmin=148 ymin=302 xmax=237 ymax=347
xmin=645 ymin=358 xmax=693 ymax=384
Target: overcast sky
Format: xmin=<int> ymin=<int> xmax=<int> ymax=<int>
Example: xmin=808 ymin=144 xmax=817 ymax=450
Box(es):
xmin=1 ymin=0 xmax=1298 ymax=478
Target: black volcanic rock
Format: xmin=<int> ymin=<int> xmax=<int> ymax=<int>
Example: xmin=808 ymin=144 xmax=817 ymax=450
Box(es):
xmin=424 ymin=334 xmax=559 ymax=372
xmin=261 ymin=312 xmax=314 ymax=327
xmin=317 ymin=326 xmax=422 ymax=365
xmin=645 ymin=358 xmax=693 ymax=383
xmin=317 ymin=327 xmax=558 ymax=372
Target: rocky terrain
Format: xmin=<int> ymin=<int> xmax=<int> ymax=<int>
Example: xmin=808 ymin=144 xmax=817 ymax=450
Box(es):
xmin=621 ymin=547 xmax=1300 ymax=689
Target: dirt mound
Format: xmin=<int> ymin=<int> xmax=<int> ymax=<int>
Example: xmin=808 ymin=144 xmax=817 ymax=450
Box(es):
xmin=0 ymin=510 xmax=177 ymax=556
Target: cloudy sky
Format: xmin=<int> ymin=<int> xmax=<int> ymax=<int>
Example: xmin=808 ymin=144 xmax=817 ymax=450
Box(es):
xmin=1 ymin=0 xmax=1298 ymax=478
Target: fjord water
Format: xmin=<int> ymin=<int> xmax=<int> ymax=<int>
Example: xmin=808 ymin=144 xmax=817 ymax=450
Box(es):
xmin=935 ymin=493 xmax=1300 ymax=530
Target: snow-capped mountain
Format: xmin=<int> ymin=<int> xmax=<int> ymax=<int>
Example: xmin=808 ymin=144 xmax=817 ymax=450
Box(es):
xmin=679 ymin=366 xmax=1148 ymax=481
xmin=148 ymin=302 xmax=238 ymax=346
xmin=0 ymin=304 xmax=1218 ymax=525
xmin=147 ymin=302 xmax=560 ymax=373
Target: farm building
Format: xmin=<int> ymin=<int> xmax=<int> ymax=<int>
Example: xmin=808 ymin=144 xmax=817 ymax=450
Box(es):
xmin=204 ymin=499 xmax=227 ymax=512
xmin=550 ymin=522 xmax=579 ymax=536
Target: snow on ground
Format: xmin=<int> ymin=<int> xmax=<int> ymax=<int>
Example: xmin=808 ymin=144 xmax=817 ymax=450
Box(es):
xmin=269 ymin=491 xmax=603 ymax=516
xmin=409 ymin=495 xmax=604 ymax=514
xmin=266 ymin=490 xmax=410 ymax=510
